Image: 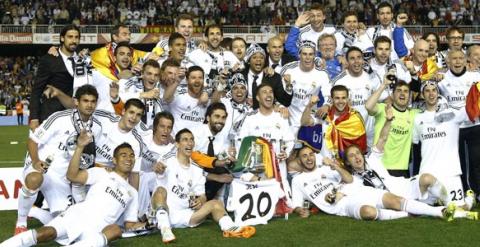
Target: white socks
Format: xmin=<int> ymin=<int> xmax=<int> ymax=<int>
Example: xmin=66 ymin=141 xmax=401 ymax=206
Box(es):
xmin=0 ymin=229 xmax=37 ymax=247
xmin=17 ymin=186 xmax=38 ymax=227
xmin=155 ymin=208 xmax=171 ymax=229
xmin=218 ymin=215 xmax=236 ymax=232
xmin=401 ymin=199 xmax=443 ymax=217
xmin=376 ymin=209 xmax=409 ymax=220
xmin=427 ymin=180 xmax=448 ymax=205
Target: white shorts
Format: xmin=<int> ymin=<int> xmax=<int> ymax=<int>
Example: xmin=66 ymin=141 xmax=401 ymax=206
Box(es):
xmin=336 ymin=186 xmax=386 ymax=220
xmin=389 ymin=175 xmax=435 ymax=205
xmin=437 ymin=176 xmax=465 ymax=206
xmin=23 ymin=164 xmax=72 ymax=213
xmin=138 ymin=172 xmax=158 ymax=217
xmin=169 ymin=208 xmax=201 ymax=228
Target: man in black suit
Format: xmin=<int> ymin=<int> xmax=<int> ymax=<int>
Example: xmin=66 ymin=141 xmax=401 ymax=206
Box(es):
xmin=242 ymin=43 xmax=292 ymax=109
xmin=29 ymin=25 xmax=80 ymax=130
xmin=265 ymin=36 xmax=295 ymax=74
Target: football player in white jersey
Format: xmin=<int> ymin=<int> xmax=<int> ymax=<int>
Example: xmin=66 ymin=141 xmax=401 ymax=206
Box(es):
xmin=154 ymin=14 xmax=198 ymax=58
xmin=187 ymin=24 xmax=241 ymax=87
xmin=94 ymin=98 xmax=146 ymax=191
xmin=291 ymin=144 xmax=456 ymax=221
xmin=284 ymin=3 xmax=335 ymax=57
xmin=414 ymin=82 xmax=477 ymax=210
xmin=280 ymin=40 xmax=330 ymax=135
xmin=438 ymin=50 xmax=480 ymax=198
xmin=369 ymin=36 xmax=411 ymax=85
xmin=119 ymin=60 xmax=164 ymax=128
xmin=164 ymin=66 xmax=209 ymax=134
xmin=152 ymin=129 xmax=255 ymax=239
xmin=467 ymin=45 xmax=480 ymax=71
xmin=15 ymin=85 xmax=102 ymax=234
xmin=1 ymin=140 xmax=144 ymax=247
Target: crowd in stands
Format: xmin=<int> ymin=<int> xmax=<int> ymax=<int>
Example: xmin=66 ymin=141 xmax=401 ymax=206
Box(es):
xmin=0 ymin=0 xmax=479 ymax=27
xmin=0 ymin=56 xmax=35 ymax=112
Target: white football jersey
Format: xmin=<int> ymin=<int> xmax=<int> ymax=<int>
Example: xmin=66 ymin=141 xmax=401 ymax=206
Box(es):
xmin=140 ymin=133 xmax=176 ymax=172
xmin=298 ymin=24 xmax=336 ymax=50
xmin=91 ymin=70 xmax=115 ymax=113
xmin=280 ymin=61 xmax=331 ymax=131
xmin=27 ymin=109 xmax=102 ymax=177
xmin=226 ymin=179 xmax=284 ymax=226
xmin=168 ymin=84 xmax=207 ymax=134
xmin=438 ymin=70 xmax=479 ymax=128
xmin=64 ymin=168 xmax=138 ymax=238
xmin=187 ymin=48 xmax=240 ymax=80
xmin=365 ymin=24 xmax=414 ymax=60
xmin=93 ymin=110 xmax=144 ymax=172
xmin=413 ymin=109 xmax=468 ymax=177
xmin=191 ymin=124 xmax=230 ymax=155
xmin=220 ymin=97 xmax=251 ymax=136
xmin=155 ymin=38 xmax=197 ymax=57
xmin=157 ymin=158 xmax=206 ymax=211
xmin=369 ymin=59 xmax=411 ymax=84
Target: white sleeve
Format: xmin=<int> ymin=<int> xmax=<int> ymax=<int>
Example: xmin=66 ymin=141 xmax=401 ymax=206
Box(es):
xmin=334 ymin=32 xmax=345 ymax=55
xmin=412 ymin=118 xmax=421 ymax=144
xmin=119 ymin=78 xmax=141 ymax=101
xmin=123 ymin=191 xmax=139 ymax=223
xmin=193 ymin=169 xmax=206 ymax=196
xmin=291 ymin=177 xmax=306 ymax=209
xmin=29 ymin=115 xmax=61 ymax=145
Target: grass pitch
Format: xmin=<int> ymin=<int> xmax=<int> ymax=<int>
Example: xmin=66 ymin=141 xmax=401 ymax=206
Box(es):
xmin=0 ymin=126 xmax=479 ymax=246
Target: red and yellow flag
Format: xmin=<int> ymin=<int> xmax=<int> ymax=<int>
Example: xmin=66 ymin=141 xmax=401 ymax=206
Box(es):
xmin=466 ymin=82 xmax=480 ymax=122
xmin=325 ymin=106 xmax=367 ymax=156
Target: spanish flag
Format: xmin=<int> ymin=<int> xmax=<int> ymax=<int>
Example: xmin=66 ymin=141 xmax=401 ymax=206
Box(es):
xmin=325 ymin=106 xmax=367 ymax=157
xmin=466 ymin=82 xmax=480 ymax=122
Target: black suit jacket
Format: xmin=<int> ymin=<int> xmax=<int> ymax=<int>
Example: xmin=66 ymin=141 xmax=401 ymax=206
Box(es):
xmin=241 ymin=69 xmax=292 ymax=110
xmin=265 ymin=53 xmax=296 ymax=68
xmin=30 ymin=54 xmax=74 ymax=122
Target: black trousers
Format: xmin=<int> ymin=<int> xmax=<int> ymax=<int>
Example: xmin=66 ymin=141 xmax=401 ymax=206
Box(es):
xmin=459 ymin=125 xmax=480 ymax=195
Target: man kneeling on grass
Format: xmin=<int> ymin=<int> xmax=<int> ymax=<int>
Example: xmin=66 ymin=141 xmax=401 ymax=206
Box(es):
xmin=150 ymin=128 xmax=256 ymax=241
xmin=1 ymin=133 xmax=145 ymax=247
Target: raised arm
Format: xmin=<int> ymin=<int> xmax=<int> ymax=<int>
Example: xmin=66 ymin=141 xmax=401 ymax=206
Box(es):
xmin=374 ymin=104 xmax=394 ymax=152
xmin=365 ymin=73 xmax=393 ymax=116
xmin=67 ymin=130 xmax=93 ymax=184
xmin=301 ymin=95 xmax=319 ymax=126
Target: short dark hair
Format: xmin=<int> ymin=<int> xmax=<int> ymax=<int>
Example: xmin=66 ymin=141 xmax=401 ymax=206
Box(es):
xmin=256 ymin=82 xmax=273 ymax=93
xmin=160 ymin=58 xmax=180 ymax=71
xmin=143 ymin=59 xmax=160 ymax=72
xmin=204 ymin=102 xmax=227 ymax=123
xmin=374 ymin=36 xmax=391 ymax=49
xmin=331 ymin=85 xmax=349 ymax=97
xmin=153 ymin=111 xmax=174 ymax=135
xmin=113 ymin=142 xmax=133 ymax=158
xmin=446 ymin=26 xmax=465 ymax=39
xmin=60 ymin=25 xmax=80 ymax=45
xmin=175 ymin=128 xmax=193 ymax=143
xmin=168 ymin=32 xmax=186 ymax=47
xmin=422 ymin=32 xmax=440 ymax=48
xmin=220 ymin=37 xmax=233 ymax=50
xmin=392 ymin=80 xmax=410 ymax=92
xmin=187 ymin=66 xmax=204 ymax=79
xmin=232 ymin=37 xmax=247 ymax=47
xmin=124 ymin=98 xmax=146 ymax=112
xmin=310 ymin=3 xmax=325 ymax=13
xmin=114 ymin=41 xmax=132 ymax=56
xmin=74 ymin=84 xmax=98 ymax=100
xmin=175 ymin=14 xmax=194 ymax=27
xmin=204 ymin=24 xmax=223 ymax=37
xmin=377 ymin=2 xmax=393 ymax=13
xmin=111 ymin=24 xmax=129 ymax=42
xmin=342 ymin=10 xmax=358 ymax=23
xmin=345 ymin=46 xmax=363 ymax=60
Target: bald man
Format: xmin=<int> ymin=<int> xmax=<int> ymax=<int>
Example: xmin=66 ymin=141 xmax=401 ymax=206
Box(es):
xmin=265 ymin=36 xmax=295 ymax=74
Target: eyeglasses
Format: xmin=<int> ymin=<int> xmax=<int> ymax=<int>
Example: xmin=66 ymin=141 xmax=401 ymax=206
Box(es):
xmin=448 ymin=36 xmax=463 ymax=40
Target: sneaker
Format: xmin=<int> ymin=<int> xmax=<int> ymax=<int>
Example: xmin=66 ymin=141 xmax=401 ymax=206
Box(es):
xmin=223 ymin=226 xmax=256 ymax=238
xmin=14 ymin=226 xmax=27 ymax=235
xmin=466 ymin=211 xmax=479 ymax=220
xmin=443 ymin=203 xmax=456 ymax=222
xmin=160 ymin=227 xmax=176 ymax=243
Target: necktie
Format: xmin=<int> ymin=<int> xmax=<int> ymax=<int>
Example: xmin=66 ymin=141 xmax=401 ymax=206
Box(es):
xmin=251 ymin=74 xmax=259 ymax=97
xmin=272 ymin=63 xmax=278 ymax=69
xmin=68 ymin=57 xmax=75 ymax=75
xmin=207 ymin=136 xmax=215 ymax=156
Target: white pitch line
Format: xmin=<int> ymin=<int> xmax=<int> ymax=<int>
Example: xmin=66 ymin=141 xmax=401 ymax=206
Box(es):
xmin=0 ymin=161 xmax=24 ymax=164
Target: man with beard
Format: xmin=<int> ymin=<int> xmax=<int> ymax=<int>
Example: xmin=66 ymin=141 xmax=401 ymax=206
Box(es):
xmin=187 ymin=24 xmax=240 ymax=87
xmin=423 ymin=32 xmax=446 ymax=70
xmin=368 ymin=36 xmax=411 ymax=85
xmin=438 ymin=50 xmax=480 ymax=200
xmin=15 ymin=85 xmax=102 ymax=234
xmin=285 ymin=3 xmax=335 ymax=57
xmin=119 ymin=60 xmax=165 ymax=128
xmin=281 ymin=40 xmax=330 ymax=135
xmin=191 ymin=103 xmax=234 ymax=201
xmin=164 ymin=66 xmax=209 ymax=134
xmin=265 ymin=36 xmax=295 ymax=74
xmin=29 ymin=25 xmax=81 ymax=130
